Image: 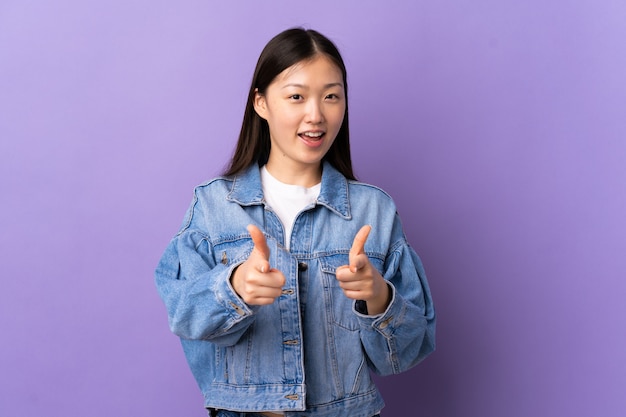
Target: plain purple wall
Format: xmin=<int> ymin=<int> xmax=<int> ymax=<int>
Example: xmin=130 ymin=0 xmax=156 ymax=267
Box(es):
xmin=1 ymin=1 xmax=625 ymax=416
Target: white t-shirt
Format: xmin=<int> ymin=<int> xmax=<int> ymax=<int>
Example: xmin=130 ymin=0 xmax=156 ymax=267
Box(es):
xmin=261 ymin=166 xmax=321 ymax=250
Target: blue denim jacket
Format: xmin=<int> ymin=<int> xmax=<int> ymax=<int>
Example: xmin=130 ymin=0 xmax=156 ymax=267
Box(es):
xmin=155 ymin=162 xmax=436 ymax=417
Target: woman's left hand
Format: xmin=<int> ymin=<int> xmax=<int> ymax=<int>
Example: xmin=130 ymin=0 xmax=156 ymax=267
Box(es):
xmin=336 ymin=225 xmax=391 ymax=315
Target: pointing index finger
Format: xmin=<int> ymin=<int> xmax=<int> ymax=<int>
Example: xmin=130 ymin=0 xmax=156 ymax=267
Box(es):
xmin=350 ymin=225 xmax=372 ymax=257
xmin=247 ymin=224 xmax=270 ymax=260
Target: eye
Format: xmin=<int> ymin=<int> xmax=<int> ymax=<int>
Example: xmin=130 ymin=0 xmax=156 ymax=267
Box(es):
xmin=325 ymin=93 xmax=340 ymax=100
xmin=289 ymin=94 xmax=303 ymax=101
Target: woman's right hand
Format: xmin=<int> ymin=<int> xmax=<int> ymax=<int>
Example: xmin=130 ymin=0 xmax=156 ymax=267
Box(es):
xmin=230 ymin=225 xmax=286 ymax=305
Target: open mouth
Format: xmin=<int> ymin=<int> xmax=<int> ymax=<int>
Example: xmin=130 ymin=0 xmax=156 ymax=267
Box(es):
xmin=299 ymin=131 xmax=325 ymax=142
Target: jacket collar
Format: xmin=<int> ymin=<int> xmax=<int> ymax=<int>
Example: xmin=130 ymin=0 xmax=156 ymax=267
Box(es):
xmin=317 ymin=161 xmax=351 ymax=219
xmin=227 ymin=161 xmax=351 ymax=219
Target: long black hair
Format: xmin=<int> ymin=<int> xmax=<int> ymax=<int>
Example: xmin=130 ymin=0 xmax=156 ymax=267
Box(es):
xmin=223 ymin=28 xmax=355 ymax=180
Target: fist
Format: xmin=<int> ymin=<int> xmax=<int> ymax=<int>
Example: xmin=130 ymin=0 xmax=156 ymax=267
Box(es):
xmin=336 ymin=225 xmax=390 ymax=315
xmin=230 ymin=225 xmax=286 ymax=305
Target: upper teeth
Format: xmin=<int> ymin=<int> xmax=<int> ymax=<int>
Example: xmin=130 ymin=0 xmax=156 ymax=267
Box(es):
xmin=303 ymin=132 xmax=323 ymax=138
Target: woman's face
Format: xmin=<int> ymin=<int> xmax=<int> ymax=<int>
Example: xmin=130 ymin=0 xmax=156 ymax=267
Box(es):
xmin=254 ymin=54 xmax=345 ymax=183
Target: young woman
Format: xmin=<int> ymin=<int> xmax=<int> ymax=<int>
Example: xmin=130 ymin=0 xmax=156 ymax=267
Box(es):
xmin=155 ymin=28 xmax=436 ymax=417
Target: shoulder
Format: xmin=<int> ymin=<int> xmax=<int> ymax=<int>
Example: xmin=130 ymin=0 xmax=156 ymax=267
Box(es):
xmin=183 ymin=176 xmax=235 ymax=219
xmin=176 ymin=176 xmax=240 ymax=235
xmin=347 ymin=179 xmax=396 ymax=206
xmin=193 ymin=176 xmax=233 ymax=197
xmin=345 ymin=180 xmax=400 ymax=228
xmin=194 ymin=177 xmax=235 ymax=191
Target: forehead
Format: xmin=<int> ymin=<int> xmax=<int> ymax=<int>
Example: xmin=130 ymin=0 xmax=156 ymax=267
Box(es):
xmin=274 ymin=54 xmax=343 ymax=86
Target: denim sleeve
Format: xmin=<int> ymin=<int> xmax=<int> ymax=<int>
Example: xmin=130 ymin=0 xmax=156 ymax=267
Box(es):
xmin=154 ymin=199 xmax=257 ymax=347
xmin=354 ymin=221 xmax=436 ymax=375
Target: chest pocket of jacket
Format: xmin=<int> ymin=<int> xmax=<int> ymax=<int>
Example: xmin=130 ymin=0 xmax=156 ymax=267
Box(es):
xmin=212 ymin=237 xmax=252 ymax=269
xmin=320 ymin=254 xmax=385 ymax=331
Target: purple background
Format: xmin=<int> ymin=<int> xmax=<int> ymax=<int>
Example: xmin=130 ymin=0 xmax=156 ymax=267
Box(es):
xmin=1 ymin=1 xmax=625 ymax=416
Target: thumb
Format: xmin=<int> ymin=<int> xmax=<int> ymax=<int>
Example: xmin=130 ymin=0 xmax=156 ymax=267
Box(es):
xmin=247 ymin=224 xmax=271 ymax=271
xmin=349 ymin=225 xmax=371 ymax=272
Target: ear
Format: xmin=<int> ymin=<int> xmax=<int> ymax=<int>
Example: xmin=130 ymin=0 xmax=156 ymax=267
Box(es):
xmin=253 ymin=88 xmax=268 ymax=120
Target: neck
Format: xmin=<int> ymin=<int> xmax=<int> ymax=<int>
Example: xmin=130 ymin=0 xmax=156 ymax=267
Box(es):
xmin=265 ymin=160 xmax=322 ymax=187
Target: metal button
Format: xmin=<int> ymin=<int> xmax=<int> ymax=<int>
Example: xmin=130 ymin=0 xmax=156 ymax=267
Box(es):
xmin=298 ymin=262 xmax=308 ymax=271
xmin=379 ymin=317 xmax=393 ymax=329
xmin=229 ymin=302 xmax=245 ymax=316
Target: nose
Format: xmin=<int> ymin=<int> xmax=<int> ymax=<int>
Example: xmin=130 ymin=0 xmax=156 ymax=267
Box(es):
xmin=305 ymin=100 xmax=324 ymax=124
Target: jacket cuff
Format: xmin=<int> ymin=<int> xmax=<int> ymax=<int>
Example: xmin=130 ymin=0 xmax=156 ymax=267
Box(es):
xmin=216 ymin=262 xmax=259 ymax=321
xmin=353 ymin=282 xmax=398 ymax=336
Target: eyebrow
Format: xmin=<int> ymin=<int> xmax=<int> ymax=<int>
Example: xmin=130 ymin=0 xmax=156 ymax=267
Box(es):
xmin=281 ymin=82 xmax=344 ymax=90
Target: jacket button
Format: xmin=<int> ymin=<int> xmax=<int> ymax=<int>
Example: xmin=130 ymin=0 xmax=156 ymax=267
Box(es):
xmin=298 ymin=262 xmax=308 ymax=271
xmin=379 ymin=317 xmax=393 ymax=329
xmin=229 ymin=302 xmax=245 ymax=316
xmin=285 ymin=394 xmax=299 ymax=401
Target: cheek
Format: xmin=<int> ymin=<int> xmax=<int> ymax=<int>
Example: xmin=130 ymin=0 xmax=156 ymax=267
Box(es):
xmin=267 ymin=105 xmax=301 ymax=129
xmin=329 ymin=109 xmax=346 ymax=131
